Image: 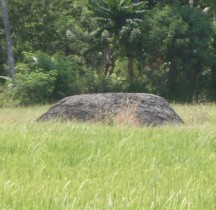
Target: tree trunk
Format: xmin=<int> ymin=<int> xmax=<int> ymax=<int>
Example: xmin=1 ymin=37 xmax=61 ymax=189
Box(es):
xmin=0 ymin=0 xmax=15 ymax=84
xmin=189 ymin=0 xmax=194 ymax=7
xmin=103 ymin=45 xmax=114 ymax=76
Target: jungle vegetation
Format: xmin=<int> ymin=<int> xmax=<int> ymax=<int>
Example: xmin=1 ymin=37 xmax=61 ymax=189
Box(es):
xmin=0 ymin=0 xmax=216 ymax=105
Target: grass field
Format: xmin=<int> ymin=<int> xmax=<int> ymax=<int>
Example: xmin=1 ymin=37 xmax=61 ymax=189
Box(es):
xmin=0 ymin=104 xmax=215 ymax=209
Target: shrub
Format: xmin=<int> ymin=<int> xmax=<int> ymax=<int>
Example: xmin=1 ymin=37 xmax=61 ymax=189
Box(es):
xmin=15 ymin=71 xmax=56 ymax=105
xmin=14 ymin=51 xmax=87 ymax=104
xmin=0 ymin=80 xmax=17 ymax=107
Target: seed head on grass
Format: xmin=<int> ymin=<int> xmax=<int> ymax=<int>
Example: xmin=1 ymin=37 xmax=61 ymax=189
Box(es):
xmin=188 ymin=104 xmax=208 ymax=125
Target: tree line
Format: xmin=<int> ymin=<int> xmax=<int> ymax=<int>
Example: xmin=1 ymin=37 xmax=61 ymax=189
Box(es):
xmin=0 ymin=0 xmax=216 ymax=105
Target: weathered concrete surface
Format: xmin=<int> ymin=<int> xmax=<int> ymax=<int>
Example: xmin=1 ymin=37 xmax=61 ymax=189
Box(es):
xmin=38 ymin=93 xmax=183 ymax=126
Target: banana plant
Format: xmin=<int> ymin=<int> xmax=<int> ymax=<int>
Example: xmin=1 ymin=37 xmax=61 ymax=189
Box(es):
xmin=89 ymin=0 xmax=147 ymax=80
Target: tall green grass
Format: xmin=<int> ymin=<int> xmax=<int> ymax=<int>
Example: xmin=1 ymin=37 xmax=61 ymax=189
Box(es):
xmin=0 ymin=104 xmax=215 ymax=209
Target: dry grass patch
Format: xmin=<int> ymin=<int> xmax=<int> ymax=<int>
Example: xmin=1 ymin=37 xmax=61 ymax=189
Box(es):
xmin=112 ymin=105 xmax=139 ymax=127
xmin=98 ymin=105 xmax=139 ymax=127
xmin=188 ymin=104 xmax=209 ymax=124
xmin=172 ymin=103 xmax=216 ymax=126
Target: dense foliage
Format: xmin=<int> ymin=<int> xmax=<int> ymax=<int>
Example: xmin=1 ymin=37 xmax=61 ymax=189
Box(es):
xmin=0 ymin=0 xmax=216 ymax=104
